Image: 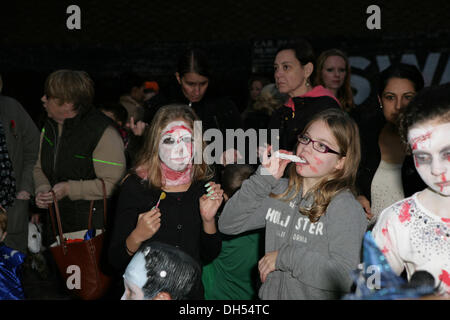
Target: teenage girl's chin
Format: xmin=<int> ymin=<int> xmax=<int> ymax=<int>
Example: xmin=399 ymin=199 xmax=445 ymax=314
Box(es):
xmin=295 ymin=163 xmax=305 ymax=175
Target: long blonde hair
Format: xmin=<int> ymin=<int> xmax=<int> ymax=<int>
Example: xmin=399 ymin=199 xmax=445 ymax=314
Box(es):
xmin=134 ymin=104 xmax=213 ymax=188
xmin=271 ymin=109 xmax=361 ymax=222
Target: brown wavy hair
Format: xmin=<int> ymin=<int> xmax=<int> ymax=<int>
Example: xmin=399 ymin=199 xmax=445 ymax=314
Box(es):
xmin=314 ymin=49 xmax=355 ymax=113
xmin=271 ymin=108 xmax=361 ymax=222
xmin=134 ymin=104 xmax=214 ymax=188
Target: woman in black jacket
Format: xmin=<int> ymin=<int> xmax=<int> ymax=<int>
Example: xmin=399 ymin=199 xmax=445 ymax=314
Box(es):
xmin=140 ymin=48 xmax=243 ymax=165
xmin=268 ymin=39 xmax=341 ymax=151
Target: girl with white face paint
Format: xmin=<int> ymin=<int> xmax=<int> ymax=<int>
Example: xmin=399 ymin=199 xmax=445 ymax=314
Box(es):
xmin=373 ymin=84 xmax=450 ymax=297
xmin=109 ymin=105 xmax=224 ymax=299
xmin=158 ymin=120 xmax=194 ymax=186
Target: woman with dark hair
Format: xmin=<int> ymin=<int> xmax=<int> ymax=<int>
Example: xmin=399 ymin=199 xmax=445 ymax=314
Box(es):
xmin=141 ymin=48 xmax=243 ymax=165
xmin=108 ymin=104 xmax=223 ymax=299
xmin=354 ymin=63 xmax=426 ymax=226
xmin=314 ymin=49 xmax=355 ymax=113
xmin=268 ymin=39 xmax=341 ymax=151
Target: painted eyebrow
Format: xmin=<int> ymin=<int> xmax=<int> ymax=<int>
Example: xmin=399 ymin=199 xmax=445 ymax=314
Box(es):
xmin=162 ymin=125 xmax=192 ymax=135
xmin=412 ymin=145 xmax=450 ymax=153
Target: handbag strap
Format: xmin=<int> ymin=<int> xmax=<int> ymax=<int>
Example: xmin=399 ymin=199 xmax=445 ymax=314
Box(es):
xmin=88 ymin=178 xmax=108 ymax=230
xmin=48 ymin=179 xmax=108 ymax=246
xmin=49 ymin=190 xmax=67 ymax=250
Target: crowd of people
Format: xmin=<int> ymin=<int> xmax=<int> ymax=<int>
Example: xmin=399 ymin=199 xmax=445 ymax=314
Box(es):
xmin=0 ymin=40 xmax=448 ymax=300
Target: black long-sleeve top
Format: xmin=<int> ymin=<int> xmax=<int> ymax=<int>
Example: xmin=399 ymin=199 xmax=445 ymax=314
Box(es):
xmin=108 ymin=174 xmax=222 ymax=279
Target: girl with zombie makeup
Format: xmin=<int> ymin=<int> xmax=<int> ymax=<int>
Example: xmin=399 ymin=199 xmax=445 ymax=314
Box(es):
xmin=354 ymin=63 xmax=426 ymax=226
xmin=108 ymin=104 xmax=223 ymax=299
xmin=372 ymin=84 xmax=450 ymax=297
xmin=219 ymin=108 xmax=367 ymax=300
xmin=314 ymin=49 xmax=355 ymax=113
xmin=268 ymin=39 xmax=341 ymax=151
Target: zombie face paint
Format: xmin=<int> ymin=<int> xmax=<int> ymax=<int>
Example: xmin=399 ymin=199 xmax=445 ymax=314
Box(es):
xmin=159 ymin=121 xmax=193 ymax=172
xmin=122 ymin=252 xmax=147 ymax=300
xmin=408 ymin=122 xmax=450 ymax=196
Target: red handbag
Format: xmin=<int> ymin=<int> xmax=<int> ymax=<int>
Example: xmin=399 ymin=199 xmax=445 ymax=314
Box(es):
xmin=48 ymin=179 xmax=111 ymax=300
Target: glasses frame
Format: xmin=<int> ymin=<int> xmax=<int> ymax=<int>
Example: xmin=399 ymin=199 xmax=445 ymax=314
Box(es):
xmin=297 ymin=134 xmax=344 ymax=156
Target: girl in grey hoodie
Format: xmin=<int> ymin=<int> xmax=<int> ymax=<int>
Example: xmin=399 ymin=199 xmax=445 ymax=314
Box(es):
xmin=219 ymin=109 xmax=367 ymax=299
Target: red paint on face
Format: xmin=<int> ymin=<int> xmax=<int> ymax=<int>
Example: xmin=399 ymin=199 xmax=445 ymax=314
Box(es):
xmin=438 ymin=174 xmax=446 ymax=192
xmin=411 ymin=131 xmax=432 ymax=150
xmin=163 ymin=125 xmax=192 ymax=135
xmin=442 ymin=218 xmax=450 ymax=223
xmin=310 ymin=165 xmax=318 ymax=173
xmin=160 ymin=161 xmax=192 ymax=185
xmin=398 ymin=201 xmax=411 ymax=223
xmin=414 ymin=156 xmax=420 ymax=168
xmin=381 ymin=246 xmax=389 ymax=254
xmin=439 ymin=270 xmax=450 ymax=286
xmin=313 ymin=156 xmax=323 ymax=165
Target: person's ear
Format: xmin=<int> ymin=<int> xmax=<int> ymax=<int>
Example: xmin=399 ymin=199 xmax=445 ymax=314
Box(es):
xmin=334 ymin=156 xmax=346 ymax=171
xmin=304 ymin=62 xmax=314 ymax=79
xmin=175 ymin=72 xmax=181 ymax=85
xmin=0 ymin=231 xmax=7 ymax=242
xmin=153 ymin=292 xmax=171 ymax=300
xmin=377 ymin=95 xmax=382 ymax=107
xmin=223 ymin=193 xmax=229 ymax=202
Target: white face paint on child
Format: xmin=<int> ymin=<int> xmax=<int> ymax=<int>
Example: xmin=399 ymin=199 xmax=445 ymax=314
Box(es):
xmin=408 ymin=122 xmax=450 ymax=196
xmin=121 ymin=252 xmax=147 ymax=300
xmin=158 ymin=121 xmax=193 ymax=171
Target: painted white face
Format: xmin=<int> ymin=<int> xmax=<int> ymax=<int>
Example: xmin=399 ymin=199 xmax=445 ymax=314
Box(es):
xmin=121 ymin=279 xmax=146 ymax=300
xmin=121 ymin=252 xmax=147 ymax=300
xmin=408 ymin=122 xmax=450 ymax=196
xmin=158 ymin=121 xmax=193 ymax=171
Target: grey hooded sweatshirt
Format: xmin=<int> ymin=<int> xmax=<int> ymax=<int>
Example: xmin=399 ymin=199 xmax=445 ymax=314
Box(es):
xmin=218 ymin=166 xmax=367 ymax=300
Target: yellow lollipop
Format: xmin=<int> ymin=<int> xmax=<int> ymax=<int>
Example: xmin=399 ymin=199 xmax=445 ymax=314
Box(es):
xmin=155 ymin=192 xmax=166 ymax=208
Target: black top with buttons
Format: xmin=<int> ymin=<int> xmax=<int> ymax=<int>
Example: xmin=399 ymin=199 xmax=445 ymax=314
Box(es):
xmin=108 ymin=174 xmax=222 ymax=274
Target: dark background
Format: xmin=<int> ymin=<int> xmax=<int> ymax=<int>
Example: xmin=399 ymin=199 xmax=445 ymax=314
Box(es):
xmin=1 ymin=0 xmax=450 ymax=123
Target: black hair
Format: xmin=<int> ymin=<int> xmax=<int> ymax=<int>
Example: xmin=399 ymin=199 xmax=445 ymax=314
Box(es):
xmin=248 ymin=75 xmax=270 ymax=90
xmin=276 ymin=39 xmax=315 ymax=66
xmin=399 ymin=83 xmax=450 ymax=147
xmin=377 ymin=63 xmax=424 ymax=97
xmin=176 ymin=48 xmax=211 ymax=79
xmin=221 ymin=164 xmax=255 ymax=198
xmin=119 ymin=72 xmax=145 ymax=95
xmin=139 ymin=241 xmax=201 ymax=300
xmin=98 ymin=102 xmax=128 ymax=125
